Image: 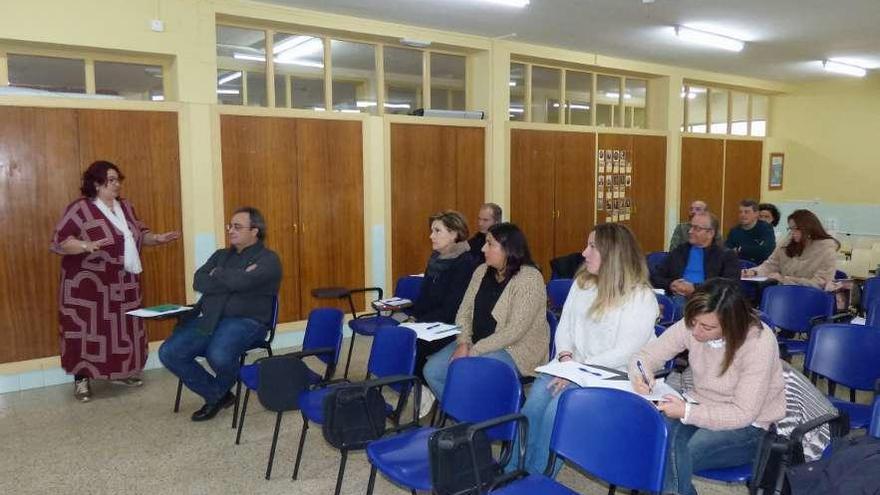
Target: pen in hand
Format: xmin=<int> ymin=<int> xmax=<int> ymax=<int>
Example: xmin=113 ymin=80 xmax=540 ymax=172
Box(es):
xmin=636 ymin=360 xmax=652 ymax=393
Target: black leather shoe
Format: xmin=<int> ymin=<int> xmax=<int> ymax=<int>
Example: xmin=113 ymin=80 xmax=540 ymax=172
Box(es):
xmin=191 ymin=392 xmax=235 ymax=422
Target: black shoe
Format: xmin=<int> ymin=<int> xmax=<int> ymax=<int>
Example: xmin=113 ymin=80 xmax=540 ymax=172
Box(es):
xmin=191 ymin=392 xmax=235 ymax=422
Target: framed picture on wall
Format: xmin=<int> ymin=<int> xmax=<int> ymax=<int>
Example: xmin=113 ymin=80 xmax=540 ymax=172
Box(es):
xmin=769 ymin=153 xmax=784 ymax=190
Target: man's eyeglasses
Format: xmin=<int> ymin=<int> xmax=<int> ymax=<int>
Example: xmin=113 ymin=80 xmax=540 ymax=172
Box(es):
xmin=689 ymin=225 xmax=714 ymax=232
xmin=226 ymin=223 xmax=254 ymax=232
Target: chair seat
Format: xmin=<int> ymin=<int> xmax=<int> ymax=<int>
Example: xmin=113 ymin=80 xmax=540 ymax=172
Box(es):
xmin=349 ymin=316 xmax=399 ymax=336
xmin=695 ymin=463 xmax=752 ymax=483
xmin=366 ymin=427 xmax=436 ymax=491
xmin=778 ymin=338 xmax=808 ymax=355
xmin=829 ymin=397 xmax=872 ymax=429
xmin=239 ymin=363 xmax=323 ymax=391
xmin=491 ymin=474 xmax=579 ymax=495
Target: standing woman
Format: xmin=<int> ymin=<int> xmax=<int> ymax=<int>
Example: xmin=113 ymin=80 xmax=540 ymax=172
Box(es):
xmin=514 ymin=223 xmax=658 ymax=475
xmin=51 ymin=160 xmax=180 ymax=402
xmin=743 ymin=209 xmax=839 ymax=289
xmin=423 ymin=222 xmax=548 ymax=401
xmin=407 ymin=211 xmax=477 ymax=413
xmin=629 ymin=278 xmax=785 ymax=495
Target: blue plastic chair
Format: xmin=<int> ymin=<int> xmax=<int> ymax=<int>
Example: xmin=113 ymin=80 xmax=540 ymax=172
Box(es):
xmin=862 ymin=276 xmax=880 ymax=315
xmin=870 ymin=397 xmax=880 ymax=438
xmin=493 ymin=388 xmax=668 ymax=495
xmin=547 ymin=310 xmax=559 ymax=359
xmin=738 ymin=259 xmax=759 ymax=302
xmin=868 ymin=298 xmax=880 ymax=328
xmin=761 ymin=285 xmax=834 ymax=356
xmin=805 ymin=323 xmax=880 ymax=430
xmin=293 ymin=326 xmax=417 ymax=495
xmin=172 ymin=295 xmax=280 ymax=429
xmin=365 ymin=357 xmax=523 ymax=494
xmin=547 ymin=278 xmax=573 ymax=315
xmin=655 ymin=292 xmax=680 ymax=327
xmin=236 ymin=307 xmax=344 ymax=446
xmin=394 ymin=275 xmax=424 ymax=313
xmin=694 ymin=464 xmax=752 ymax=487
xmin=646 ymin=251 xmax=669 ymax=277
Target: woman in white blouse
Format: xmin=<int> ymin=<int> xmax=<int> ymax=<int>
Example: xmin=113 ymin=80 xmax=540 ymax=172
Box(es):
xmin=509 ymin=223 xmax=658 ymax=475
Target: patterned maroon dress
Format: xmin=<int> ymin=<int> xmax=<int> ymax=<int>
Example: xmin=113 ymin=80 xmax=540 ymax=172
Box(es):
xmin=51 ymin=198 xmax=149 ymax=379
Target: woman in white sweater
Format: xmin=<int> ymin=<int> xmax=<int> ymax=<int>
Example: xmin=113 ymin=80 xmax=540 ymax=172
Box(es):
xmin=510 ymin=223 xmax=658 ymax=475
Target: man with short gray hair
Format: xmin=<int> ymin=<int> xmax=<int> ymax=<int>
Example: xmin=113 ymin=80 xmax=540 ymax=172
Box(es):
xmin=468 ymin=202 xmax=502 ymax=263
xmin=669 ymin=200 xmax=722 ymax=250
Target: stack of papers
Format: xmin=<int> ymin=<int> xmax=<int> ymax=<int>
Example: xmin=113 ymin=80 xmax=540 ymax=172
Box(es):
xmin=850 ymin=316 xmax=867 ymax=325
xmin=534 ymin=360 xmax=683 ymax=402
xmin=741 ymin=276 xmax=769 ymax=282
xmin=371 ymin=297 xmax=413 ymax=310
xmin=400 ymin=322 xmax=460 ymax=342
xmin=127 ymin=304 xmax=191 ymax=318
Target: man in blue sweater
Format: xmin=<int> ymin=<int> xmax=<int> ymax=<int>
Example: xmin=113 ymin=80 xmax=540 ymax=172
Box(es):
xmin=725 ymin=199 xmax=776 ymax=264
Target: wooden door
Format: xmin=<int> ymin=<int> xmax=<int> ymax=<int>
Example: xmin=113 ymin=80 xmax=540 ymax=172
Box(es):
xmin=554 ymin=132 xmax=595 ymax=259
xmin=0 ymin=107 xmax=80 ymax=363
xmin=390 ymin=124 xmax=485 ymax=283
xmin=77 ymin=109 xmax=186 ymax=342
xmin=221 ymin=115 xmax=301 ymax=323
xmin=295 ymin=118 xmax=365 ymax=316
xmin=680 ymin=137 xmax=724 ymax=223
xmin=630 ymin=135 xmax=667 ymax=253
xmin=510 ymin=129 xmax=556 ymax=276
xmin=722 ymin=139 xmax=763 ymax=234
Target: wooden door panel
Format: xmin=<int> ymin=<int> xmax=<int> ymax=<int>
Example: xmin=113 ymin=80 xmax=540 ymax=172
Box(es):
xmin=390 ymin=124 xmax=484 ymax=283
xmin=77 ymin=109 xmax=185 ymax=343
xmin=631 ymin=135 xmax=667 ymax=254
xmin=510 ymin=129 xmax=556 ymax=276
xmin=680 ymin=137 xmax=724 ymax=224
xmin=554 ymin=132 xmax=595 ymax=258
xmin=723 ymin=140 xmax=763 ymax=235
xmin=0 ymin=107 xmax=80 ymax=362
xmin=221 ymin=115 xmax=301 ymax=323
xmin=296 ymin=118 xmax=365 ymax=316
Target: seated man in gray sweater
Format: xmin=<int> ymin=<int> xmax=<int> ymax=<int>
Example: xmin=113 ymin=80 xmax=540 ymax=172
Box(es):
xmin=159 ymin=206 xmax=281 ymax=422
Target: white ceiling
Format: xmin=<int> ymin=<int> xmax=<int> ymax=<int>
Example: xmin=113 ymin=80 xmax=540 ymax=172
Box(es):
xmin=258 ymin=0 xmax=880 ymax=82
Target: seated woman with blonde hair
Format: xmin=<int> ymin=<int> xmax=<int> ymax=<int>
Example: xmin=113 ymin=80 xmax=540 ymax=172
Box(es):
xmin=511 ymin=222 xmax=658 ymax=475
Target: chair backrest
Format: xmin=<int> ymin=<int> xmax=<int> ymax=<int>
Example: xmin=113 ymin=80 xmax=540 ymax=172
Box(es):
xmin=760 ymin=285 xmax=834 ymax=333
xmin=546 ymin=310 xmax=559 ymax=358
xmin=264 ymin=294 xmax=280 ymax=345
xmin=394 ymin=275 xmax=423 ymax=302
xmin=550 ymin=388 xmax=667 ymax=493
xmin=646 ymin=251 xmax=668 ymax=275
xmin=256 ymin=355 xmax=313 ymax=412
xmin=805 ymin=323 xmax=880 ymax=392
xmin=863 ymin=276 xmax=880 ymax=313
xmin=758 ymin=310 xmax=775 ymax=329
xmin=868 ymin=298 xmax=880 ymax=328
xmin=367 ymin=326 xmax=417 ymax=380
xmin=654 ymin=324 xmax=666 ymax=337
xmin=441 ymin=357 xmax=522 ymax=441
xmin=870 ymin=398 xmax=880 ymax=438
xmin=739 ymin=259 xmax=758 ymax=270
xmin=303 ymin=307 xmax=344 ymax=366
xmin=655 ymin=292 xmax=678 ymax=327
xmin=546 ymin=278 xmax=573 ymax=312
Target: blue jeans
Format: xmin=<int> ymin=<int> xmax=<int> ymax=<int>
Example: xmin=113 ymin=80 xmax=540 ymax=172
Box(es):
xmin=423 ymin=341 xmax=519 ymax=402
xmin=158 ymin=317 xmax=267 ymax=405
xmin=664 ymin=418 xmax=764 ymax=495
xmin=507 ymin=373 xmax=577 ymax=476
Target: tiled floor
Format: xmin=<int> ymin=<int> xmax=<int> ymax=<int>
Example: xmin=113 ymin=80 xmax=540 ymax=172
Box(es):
xmin=0 ymin=337 xmax=749 ymax=495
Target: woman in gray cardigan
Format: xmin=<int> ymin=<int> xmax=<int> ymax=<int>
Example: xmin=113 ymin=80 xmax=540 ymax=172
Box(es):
xmin=424 ymin=222 xmax=549 ymax=400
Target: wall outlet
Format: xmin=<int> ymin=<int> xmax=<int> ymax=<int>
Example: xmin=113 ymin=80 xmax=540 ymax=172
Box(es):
xmin=150 ymin=19 xmax=165 ymax=32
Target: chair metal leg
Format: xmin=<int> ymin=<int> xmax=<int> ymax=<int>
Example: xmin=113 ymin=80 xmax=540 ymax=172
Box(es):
xmin=235 ymin=389 xmax=250 ymax=445
xmin=850 ymin=388 xmax=856 ymax=402
xmin=343 ymin=331 xmax=357 ymax=379
xmin=334 ymin=450 xmax=348 ymax=495
xmin=266 ymin=411 xmax=283 ymax=480
xmin=607 ymin=484 xmax=616 ymax=495
xmin=232 ymin=353 xmax=246 ymax=429
xmin=366 ymin=465 xmax=377 ymax=495
xmin=173 ymin=379 xmax=183 ymax=413
xmin=410 ymin=490 xmax=416 ymax=495
xmin=292 ymin=413 xmax=309 ymax=480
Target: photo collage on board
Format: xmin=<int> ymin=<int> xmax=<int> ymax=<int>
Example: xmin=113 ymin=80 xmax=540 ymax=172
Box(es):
xmin=596 ymin=148 xmax=633 ymax=223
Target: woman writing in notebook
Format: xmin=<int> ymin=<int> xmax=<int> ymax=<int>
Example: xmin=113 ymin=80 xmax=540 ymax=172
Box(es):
xmin=511 ymin=223 xmax=658 ymax=475
xmin=629 ymin=278 xmax=785 ymax=495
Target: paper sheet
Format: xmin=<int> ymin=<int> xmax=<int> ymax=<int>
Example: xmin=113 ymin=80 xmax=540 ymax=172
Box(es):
xmin=535 ymin=360 xmax=683 ymax=402
xmin=400 ymin=322 xmax=461 ymax=342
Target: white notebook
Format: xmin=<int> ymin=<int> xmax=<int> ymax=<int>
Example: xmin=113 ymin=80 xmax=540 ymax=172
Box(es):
xmin=399 ymin=322 xmax=461 ymax=342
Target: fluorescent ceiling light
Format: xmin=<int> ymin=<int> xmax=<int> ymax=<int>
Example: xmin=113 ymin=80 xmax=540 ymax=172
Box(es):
xmin=275 ymin=59 xmax=324 ymax=68
xmin=356 ymin=100 xmax=378 ymax=108
xmin=338 ymin=109 xmax=361 ymax=113
xmin=483 ymin=0 xmax=529 ymax=7
xmin=216 ymin=89 xmax=240 ymax=95
xmin=823 ymin=60 xmax=867 ymax=77
xmin=312 ymin=107 xmax=327 ymax=112
xmin=569 ymin=104 xmax=590 ymax=110
xmin=383 ymin=103 xmax=411 ymax=109
xmin=509 ymin=81 xmax=517 ymax=87
xmin=675 ymin=26 xmax=745 ymax=52
xmin=508 ymin=107 xmax=524 ymax=113
xmin=233 ymin=53 xmax=266 ymax=62
xmin=273 ymin=35 xmax=313 ymax=54
xmin=150 ymin=95 xmax=165 ymax=101
xmin=605 ymin=92 xmax=633 ymax=100
xmin=217 ymin=71 xmax=242 ymax=85
xmin=680 ymin=91 xmax=698 ymax=100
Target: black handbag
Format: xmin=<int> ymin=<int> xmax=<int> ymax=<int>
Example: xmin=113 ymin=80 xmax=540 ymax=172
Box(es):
xmin=429 ymin=422 xmax=501 ymax=495
xmin=321 ymin=383 xmax=388 ymax=450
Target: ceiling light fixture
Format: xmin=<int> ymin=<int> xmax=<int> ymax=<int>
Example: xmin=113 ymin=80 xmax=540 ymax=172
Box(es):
xmin=675 ymin=26 xmax=745 ymax=52
xmin=483 ymin=0 xmax=530 ymax=7
xmin=823 ymin=60 xmax=867 ymax=77
xmin=217 ymin=71 xmax=242 ymax=85
xmin=509 ymin=81 xmax=517 ymax=87
xmin=216 ymin=89 xmax=240 ymax=95
xmin=400 ymin=38 xmax=432 ymax=48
